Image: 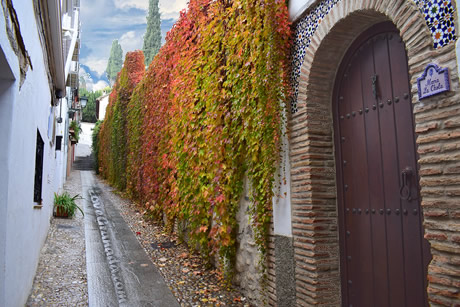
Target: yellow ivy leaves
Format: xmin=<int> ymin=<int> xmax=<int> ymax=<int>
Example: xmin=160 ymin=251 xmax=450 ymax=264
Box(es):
xmin=97 ymin=0 xmax=291 ymax=275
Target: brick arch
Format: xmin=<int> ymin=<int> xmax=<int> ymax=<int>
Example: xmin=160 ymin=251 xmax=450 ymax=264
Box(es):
xmin=288 ymin=0 xmax=449 ymax=305
xmin=298 ymin=0 xmax=431 ymax=115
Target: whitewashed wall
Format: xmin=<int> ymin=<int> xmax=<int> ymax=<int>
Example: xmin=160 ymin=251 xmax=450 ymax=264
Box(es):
xmin=55 ymin=98 xmax=70 ymax=191
xmin=0 ymin=44 xmax=16 ymax=307
xmin=288 ymin=0 xmax=316 ymax=21
xmin=0 ymin=2 xmax=66 ymax=306
xmin=98 ymin=94 xmax=109 ymax=121
xmin=273 ymin=127 xmax=292 ymax=236
xmin=272 ymin=0 xmax=317 ymax=236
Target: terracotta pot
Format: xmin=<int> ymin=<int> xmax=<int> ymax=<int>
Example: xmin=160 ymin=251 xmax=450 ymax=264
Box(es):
xmin=54 ymin=206 xmax=69 ymax=218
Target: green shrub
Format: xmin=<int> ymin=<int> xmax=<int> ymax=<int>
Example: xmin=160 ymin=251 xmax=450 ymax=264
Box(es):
xmin=54 ymin=192 xmax=83 ymax=217
xmin=69 ymin=120 xmax=81 ymax=142
xmin=92 ymin=120 xmax=103 ymax=173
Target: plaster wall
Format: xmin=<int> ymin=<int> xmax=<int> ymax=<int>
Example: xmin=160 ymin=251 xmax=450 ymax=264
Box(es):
xmin=288 ymin=0 xmax=316 ymax=21
xmin=98 ymin=95 xmax=109 ymax=120
xmin=0 ymin=1 xmax=65 ymax=306
xmin=0 ymin=48 xmax=16 ymax=307
xmin=273 ymin=130 xmax=292 ymax=237
xmin=55 ymin=98 xmax=70 ymax=191
xmin=0 ymin=3 xmax=18 ymax=306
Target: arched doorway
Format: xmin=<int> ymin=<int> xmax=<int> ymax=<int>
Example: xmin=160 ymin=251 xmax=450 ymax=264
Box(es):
xmin=333 ymin=22 xmax=431 ymax=306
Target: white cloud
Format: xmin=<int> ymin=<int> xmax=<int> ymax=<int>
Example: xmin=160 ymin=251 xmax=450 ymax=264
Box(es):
xmin=93 ymin=80 xmax=110 ymax=91
xmin=114 ymin=0 xmax=148 ymax=10
xmin=112 ymin=0 xmax=187 ymax=18
xmin=159 ymin=0 xmax=187 ymax=19
xmin=84 ymin=78 xmax=109 ymax=92
xmin=119 ymin=31 xmax=144 ymax=54
xmin=79 ymin=66 xmax=90 ymax=78
xmin=81 ymin=57 xmax=108 ymax=77
xmin=79 ymin=66 xmax=93 ymax=83
xmin=80 ymin=0 xmax=188 ymax=80
xmin=104 ymin=14 xmax=146 ymax=25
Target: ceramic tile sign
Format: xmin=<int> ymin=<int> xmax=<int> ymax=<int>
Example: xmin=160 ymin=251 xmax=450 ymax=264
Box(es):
xmin=417 ymin=64 xmax=450 ymax=100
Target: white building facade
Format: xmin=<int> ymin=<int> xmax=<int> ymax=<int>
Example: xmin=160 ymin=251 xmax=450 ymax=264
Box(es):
xmin=96 ymin=92 xmax=110 ymax=121
xmin=0 ymin=0 xmax=81 ymax=305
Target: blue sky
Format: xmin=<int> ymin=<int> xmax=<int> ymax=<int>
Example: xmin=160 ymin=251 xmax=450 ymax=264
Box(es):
xmin=80 ymin=0 xmax=187 ymax=91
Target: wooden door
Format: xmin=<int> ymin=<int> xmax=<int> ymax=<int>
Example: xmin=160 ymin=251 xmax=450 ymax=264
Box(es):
xmin=333 ymin=22 xmax=431 ymax=307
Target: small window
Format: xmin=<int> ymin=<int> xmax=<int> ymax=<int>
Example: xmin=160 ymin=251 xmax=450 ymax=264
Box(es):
xmin=33 ymin=130 xmax=44 ymax=203
xmin=55 ymin=135 xmax=62 ymax=151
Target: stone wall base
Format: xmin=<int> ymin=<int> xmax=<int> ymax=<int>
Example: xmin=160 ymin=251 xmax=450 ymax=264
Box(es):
xmin=274 ymin=235 xmax=296 ymax=307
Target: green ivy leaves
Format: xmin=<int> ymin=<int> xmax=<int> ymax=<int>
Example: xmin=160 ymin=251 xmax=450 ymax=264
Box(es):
xmin=96 ymin=0 xmax=290 ymax=277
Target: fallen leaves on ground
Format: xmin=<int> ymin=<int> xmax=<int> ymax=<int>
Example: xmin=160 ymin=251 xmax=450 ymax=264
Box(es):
xmin=115 ymin=199 xmax=254 ymax=306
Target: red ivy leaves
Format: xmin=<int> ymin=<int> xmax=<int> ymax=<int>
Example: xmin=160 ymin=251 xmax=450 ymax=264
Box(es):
xmin=97 ymin=0 xmax=291 ymax=275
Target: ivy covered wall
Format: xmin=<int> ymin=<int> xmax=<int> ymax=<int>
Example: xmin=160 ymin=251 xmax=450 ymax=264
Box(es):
xmin=97 ymin=0 xmax=291 ymax=275
xmin=98 ymin=50 xmax=145 ymax=190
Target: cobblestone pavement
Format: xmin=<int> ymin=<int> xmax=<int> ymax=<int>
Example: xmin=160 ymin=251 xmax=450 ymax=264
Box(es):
xmin=26 ymin=170 xmax=88 ymax=307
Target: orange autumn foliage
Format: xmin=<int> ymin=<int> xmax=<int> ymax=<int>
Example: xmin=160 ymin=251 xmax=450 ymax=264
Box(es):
xmin=96 ymin=0 xmax=291 ymax=273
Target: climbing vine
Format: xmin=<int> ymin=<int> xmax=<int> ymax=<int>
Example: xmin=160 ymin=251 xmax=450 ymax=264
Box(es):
xmin=97 ymin=0 xmax=291 ymax=275
xmin=98 ymin=87 xmax=115 ymax=179
xmin=98 ymin=51 xmax=144 ymax=189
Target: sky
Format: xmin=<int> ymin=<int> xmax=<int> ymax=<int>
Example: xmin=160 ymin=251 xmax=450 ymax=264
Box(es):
xmin=79 ymin=0 xmax=187 ymax=91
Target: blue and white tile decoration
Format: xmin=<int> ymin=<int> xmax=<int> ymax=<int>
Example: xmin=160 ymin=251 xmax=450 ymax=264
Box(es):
xmin=290 ymin=0 xmax=341 ymax=113
xmin=414 ymin=0 xmax=456 ymax=49
xmin=290 ymin=0 xmax=457 ymax=113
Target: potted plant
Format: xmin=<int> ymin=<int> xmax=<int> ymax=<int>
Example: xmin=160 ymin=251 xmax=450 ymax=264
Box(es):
xmin=54 ymin=192 xmax=84 ymax=218
xmin=69 ymin=120 xmax=80 ymax=144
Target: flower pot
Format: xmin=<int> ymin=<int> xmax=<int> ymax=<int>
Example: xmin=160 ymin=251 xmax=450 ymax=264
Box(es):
xmin=54 ymin=206 xmax=69 ymax=218
xmin=53 ymin=192 xmax=83 ymax=218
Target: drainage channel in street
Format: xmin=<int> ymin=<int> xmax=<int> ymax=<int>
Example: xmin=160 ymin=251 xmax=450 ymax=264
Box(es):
xmin=88 ymin=188 xmax=128 ymax=304
xmin=81 ymin=170 xmax=180 ymax=307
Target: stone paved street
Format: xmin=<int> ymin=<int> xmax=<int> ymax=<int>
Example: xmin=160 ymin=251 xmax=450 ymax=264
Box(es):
xmin=26 ymin=134 xmax=93 ymax=307
xmin=26 ymin=170 xmax=88 ymax=307
xmin=26 ymin=124 xmax=250 ymax=306
xmin=82 ymin=169 xmax=180 ymax=307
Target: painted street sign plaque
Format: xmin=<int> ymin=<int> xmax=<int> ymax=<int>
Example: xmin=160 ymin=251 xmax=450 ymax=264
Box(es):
xmin=417 ymin=64 xmax=450 ymax=100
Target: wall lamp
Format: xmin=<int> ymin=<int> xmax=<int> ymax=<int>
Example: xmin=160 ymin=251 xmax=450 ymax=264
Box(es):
xmin=80 ymin=96 xmax=88 ymax=108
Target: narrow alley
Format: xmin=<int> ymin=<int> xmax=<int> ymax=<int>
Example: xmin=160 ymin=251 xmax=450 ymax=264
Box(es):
xmin=27 ymin=123 xmax=250 ymax=307
xmin=2 ymin=1 xmax=460 ymax=306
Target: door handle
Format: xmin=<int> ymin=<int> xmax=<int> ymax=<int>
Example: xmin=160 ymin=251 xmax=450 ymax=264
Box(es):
xmin=399 ymin=167 xmax=413 ymax=200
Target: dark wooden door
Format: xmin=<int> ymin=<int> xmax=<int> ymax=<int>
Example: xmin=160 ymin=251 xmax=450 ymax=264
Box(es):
xmin=333 ymin=22 xmax=431 ymax=307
